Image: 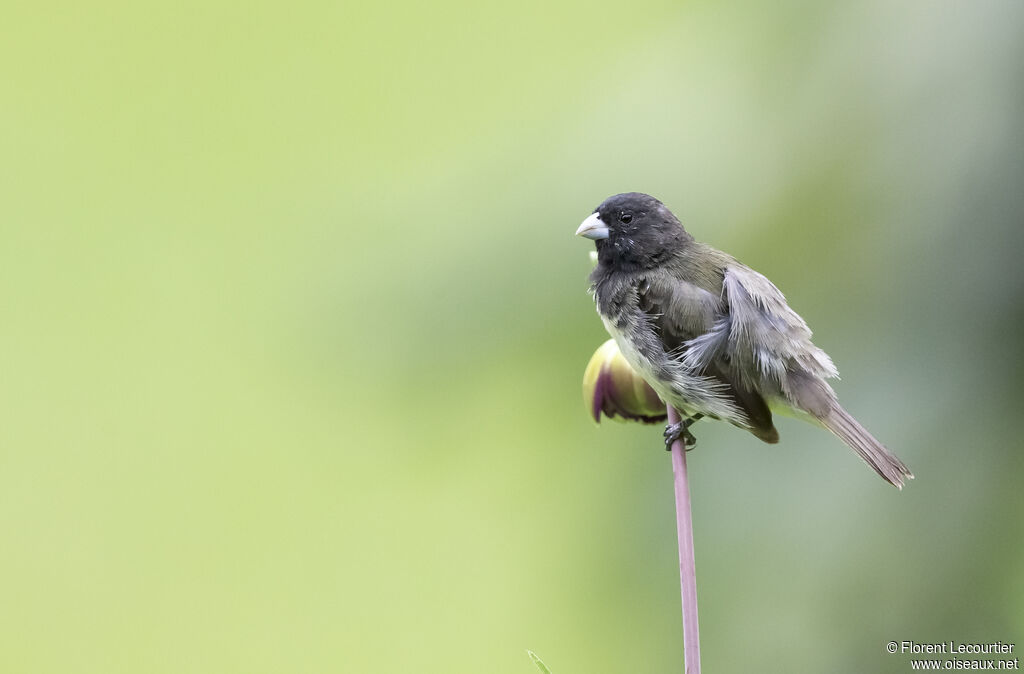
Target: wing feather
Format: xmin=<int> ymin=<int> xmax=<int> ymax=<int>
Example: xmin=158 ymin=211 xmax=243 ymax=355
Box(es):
xmin=636 ymin=269 xmax=777 ymax=437
xmin=684 ymin=263 xmax=838 ymax=400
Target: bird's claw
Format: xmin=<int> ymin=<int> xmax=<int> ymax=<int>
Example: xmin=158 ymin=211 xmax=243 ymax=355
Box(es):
xmin=664 ymin=421 xmax=697 ymax=451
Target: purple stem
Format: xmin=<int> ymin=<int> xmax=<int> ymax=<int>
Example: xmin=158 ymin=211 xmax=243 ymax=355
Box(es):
xmin=667 ymin=406 xmax=701 ymax=674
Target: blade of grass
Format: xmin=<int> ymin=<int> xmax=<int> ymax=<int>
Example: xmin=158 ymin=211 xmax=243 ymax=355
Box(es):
xmin=527 ymin=650 xmax=552 ymax=674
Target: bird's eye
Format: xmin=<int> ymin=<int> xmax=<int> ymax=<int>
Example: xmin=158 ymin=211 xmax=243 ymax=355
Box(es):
xmin=620 ymin=213 xmax=633 ymax=224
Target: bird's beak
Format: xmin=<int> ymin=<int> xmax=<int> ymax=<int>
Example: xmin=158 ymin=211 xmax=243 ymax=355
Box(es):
xmin=575 ymin=212 xmax=610 ymax=240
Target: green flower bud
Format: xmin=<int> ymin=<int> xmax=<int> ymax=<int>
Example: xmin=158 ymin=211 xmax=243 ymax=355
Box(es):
xmin=583 ymin=339 xmax=667 ymax=424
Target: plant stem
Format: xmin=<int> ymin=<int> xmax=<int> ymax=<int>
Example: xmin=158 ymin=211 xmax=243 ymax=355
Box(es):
xmin=667 ymin=406 xmax=701 ymax=674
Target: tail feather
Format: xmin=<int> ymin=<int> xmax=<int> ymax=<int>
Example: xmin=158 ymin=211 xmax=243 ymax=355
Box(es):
xmin=822 ymin=406 xmax=914 ymax=489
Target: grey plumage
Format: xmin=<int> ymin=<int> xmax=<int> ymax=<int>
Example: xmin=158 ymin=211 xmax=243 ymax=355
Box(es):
xmin=825 ymin=406 xmax=913 ymax=489
xmin=578 ymin=192 xmax=913 ymax=489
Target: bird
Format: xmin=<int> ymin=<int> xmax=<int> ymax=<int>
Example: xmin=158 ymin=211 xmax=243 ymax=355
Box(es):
xmin=575 ymin=192 xmax=913 ymax=489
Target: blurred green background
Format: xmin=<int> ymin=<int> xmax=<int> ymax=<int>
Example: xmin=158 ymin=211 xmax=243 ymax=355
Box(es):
xmin=2 ymin=0 xmax=1022 ymax=672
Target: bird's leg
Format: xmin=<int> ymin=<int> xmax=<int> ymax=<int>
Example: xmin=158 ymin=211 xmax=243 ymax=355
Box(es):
xmin=664 ymin=414 xmax=703 ymax=451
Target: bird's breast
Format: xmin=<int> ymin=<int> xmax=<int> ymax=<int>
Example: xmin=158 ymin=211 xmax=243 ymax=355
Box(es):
xmin=598 ymin=313 xmax=702 ymax=419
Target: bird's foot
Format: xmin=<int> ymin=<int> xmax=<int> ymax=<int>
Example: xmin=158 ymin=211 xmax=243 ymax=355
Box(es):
xmin=664 ymin=420 xmax=697 ymax=451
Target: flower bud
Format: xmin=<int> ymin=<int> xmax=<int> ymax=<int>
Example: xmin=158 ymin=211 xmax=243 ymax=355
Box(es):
xmin=583 ymin=339 xmax=667 ymax=424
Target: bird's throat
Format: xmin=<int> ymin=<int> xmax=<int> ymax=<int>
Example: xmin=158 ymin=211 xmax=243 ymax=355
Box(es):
xmin=595 ymin=233 xmax=690 ymax=272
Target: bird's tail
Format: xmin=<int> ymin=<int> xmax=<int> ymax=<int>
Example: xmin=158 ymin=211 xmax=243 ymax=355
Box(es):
xmin=821 ymin=406 xmax=914 ymax=489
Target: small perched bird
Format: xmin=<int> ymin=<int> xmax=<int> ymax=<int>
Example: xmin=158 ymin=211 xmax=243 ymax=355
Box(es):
xmin=576 ymin=192 xmax=913 ymax=489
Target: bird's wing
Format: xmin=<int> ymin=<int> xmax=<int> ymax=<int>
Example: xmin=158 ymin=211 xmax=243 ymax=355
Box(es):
xmin=682 ymin=262 xmax=839 ymax=408
xmin=637 ymin=272 xmax=721 ymax=353
xmin=593 ymin=274 xmax=739 ymax=423
xmin=637 ymin=271 xmax=777 ymax=439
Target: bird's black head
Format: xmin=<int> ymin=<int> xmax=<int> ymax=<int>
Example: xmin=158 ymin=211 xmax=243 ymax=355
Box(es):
xmin=576 ymin=192 xmax=692 ymax=271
